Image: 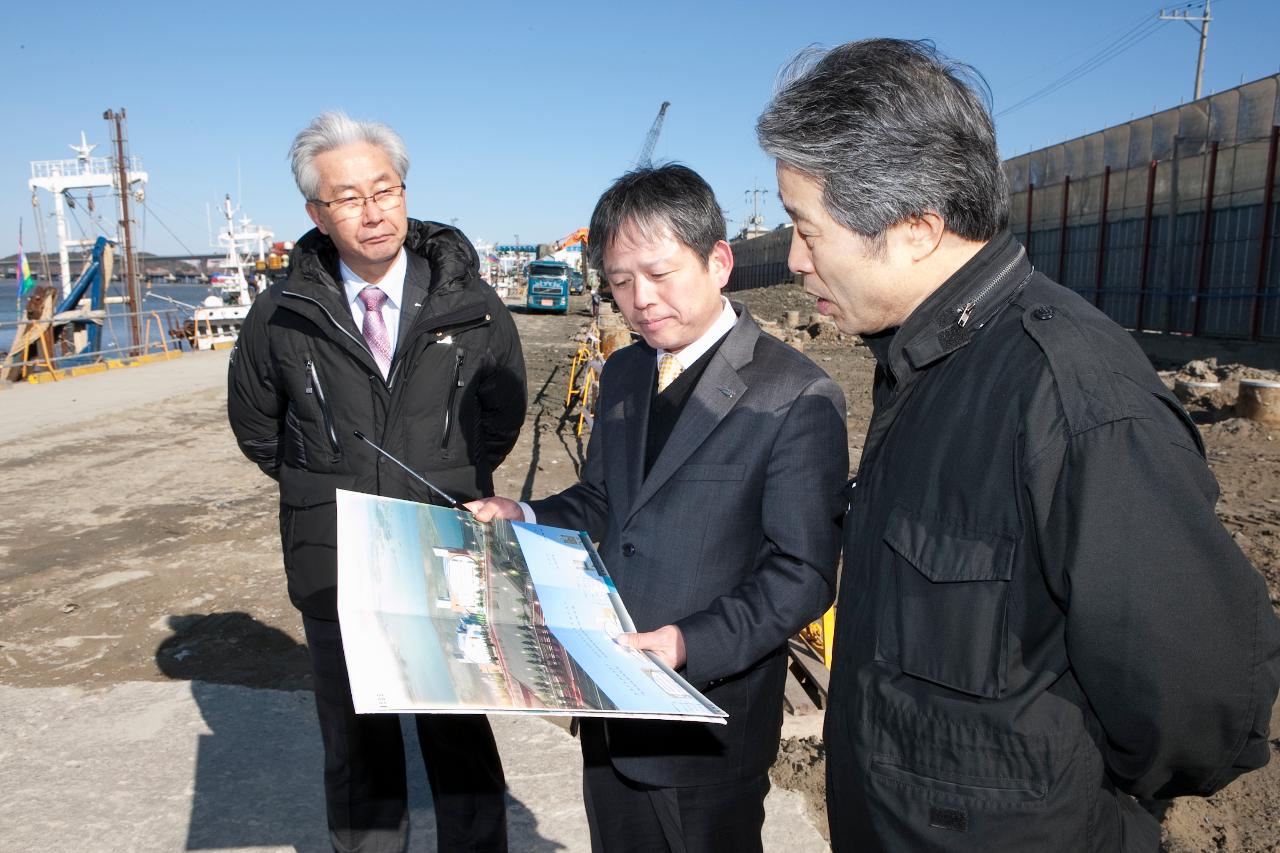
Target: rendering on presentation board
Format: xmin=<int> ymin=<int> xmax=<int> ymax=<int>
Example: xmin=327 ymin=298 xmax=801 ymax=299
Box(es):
xmin=336 ymin=490 xmax=727 ymax=722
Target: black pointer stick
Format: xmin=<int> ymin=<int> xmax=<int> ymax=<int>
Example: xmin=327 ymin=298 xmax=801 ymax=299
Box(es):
xmin=352 ymin=429 xmax=462 ymax=509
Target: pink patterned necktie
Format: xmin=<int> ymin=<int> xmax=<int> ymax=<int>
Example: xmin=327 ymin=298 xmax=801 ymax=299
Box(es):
xmin=358 ymin=286 xmax=392 ymax=378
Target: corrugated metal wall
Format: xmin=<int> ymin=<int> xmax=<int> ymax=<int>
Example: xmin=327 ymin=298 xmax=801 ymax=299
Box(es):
xmin=731 ymin=74 xmax=1280 ymax=341
xmin=726 ymin=225 xmax=796 ymax=292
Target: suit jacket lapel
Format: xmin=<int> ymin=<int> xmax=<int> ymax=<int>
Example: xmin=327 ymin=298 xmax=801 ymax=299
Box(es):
xmin=625 ymin=306 xmax=758 ymax=525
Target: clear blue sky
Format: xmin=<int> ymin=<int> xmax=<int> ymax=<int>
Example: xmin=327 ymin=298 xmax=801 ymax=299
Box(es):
xmin=4 ymin=0 xmax=1277 ymax=258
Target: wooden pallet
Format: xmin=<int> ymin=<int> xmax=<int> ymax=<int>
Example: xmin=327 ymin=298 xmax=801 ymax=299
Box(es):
xmin=783 ymin=669 xmax=818 ymax=715
xmin=786 ymin=636 xmax=831 ymax=712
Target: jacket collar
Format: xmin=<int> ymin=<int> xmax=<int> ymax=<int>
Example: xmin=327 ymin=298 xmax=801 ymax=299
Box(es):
xmin=866 ymin=230 xmax=1030 ymax=387
xmin=286 ymin=218 xmax=478 ymax=301
xmin=281 ymin=219 xmax=486 ymax=331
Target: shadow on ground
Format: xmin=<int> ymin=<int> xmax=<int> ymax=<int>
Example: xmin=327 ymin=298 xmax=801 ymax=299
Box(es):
xmin=156 ymin=612 xmax=564 ymax=852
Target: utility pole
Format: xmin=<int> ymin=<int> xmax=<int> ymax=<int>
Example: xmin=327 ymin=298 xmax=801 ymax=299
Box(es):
xmin=1160 ymin=0 xmax=1212 ymax=100
xmin=745 ymin=181 xmax=766 ymax=236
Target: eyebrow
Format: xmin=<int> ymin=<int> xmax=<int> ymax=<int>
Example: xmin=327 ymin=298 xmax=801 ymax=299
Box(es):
xmin=327 ymin=173 xmax=396 ymax=194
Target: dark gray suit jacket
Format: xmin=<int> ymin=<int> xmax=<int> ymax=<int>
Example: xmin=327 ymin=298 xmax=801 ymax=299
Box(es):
xmin=530 ymin=304 xmax=848 ymax=787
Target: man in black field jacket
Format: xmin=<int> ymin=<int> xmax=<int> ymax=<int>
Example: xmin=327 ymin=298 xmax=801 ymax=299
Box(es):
xmin=228 ymin=111 xmax=525 ymax=853
xmin=758 ymin=38 xmax=1280 ymax=852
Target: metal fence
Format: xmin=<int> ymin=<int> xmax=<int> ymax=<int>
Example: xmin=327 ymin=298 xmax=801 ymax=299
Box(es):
xmin=727 ymin=225 xmax=797 ymax=292
xmin=2 ymin=305 xmax=191 ymax=380
xmin=1006 ymin=73 xmax=1280 ymax=341
xmin=729 ymin=74 xmax=1280 ymax=342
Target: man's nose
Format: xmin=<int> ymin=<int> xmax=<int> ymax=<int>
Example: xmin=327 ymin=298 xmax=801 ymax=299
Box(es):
xmin=361 ymin=197 xmax=385 ymax=226
xmin=787 ymin=232 xmax=812 ymax=276
xmin=631 ymin=276 xmax=657 ymax=308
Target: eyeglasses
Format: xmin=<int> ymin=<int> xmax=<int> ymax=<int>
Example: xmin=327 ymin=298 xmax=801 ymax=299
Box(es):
xmin=310 ymin=184 xmax=406 ymax=220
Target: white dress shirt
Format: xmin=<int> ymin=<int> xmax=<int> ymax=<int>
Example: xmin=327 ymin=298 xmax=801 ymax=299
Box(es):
xmin=654 ymin=296 xmax=737 ymax=371
xmin=342 ymin=248 xmax=408 ymax=356
xmin=520 ymin=297 xmax=737 ymax=523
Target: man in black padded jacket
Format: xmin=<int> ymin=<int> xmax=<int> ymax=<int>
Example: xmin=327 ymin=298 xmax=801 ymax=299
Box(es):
xmin=228 ymin=111 xmax=525 ymax=853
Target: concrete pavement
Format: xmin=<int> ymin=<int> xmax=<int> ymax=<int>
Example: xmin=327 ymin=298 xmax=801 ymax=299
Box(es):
xmin=0 ymin=681 xmax=826 ymax=852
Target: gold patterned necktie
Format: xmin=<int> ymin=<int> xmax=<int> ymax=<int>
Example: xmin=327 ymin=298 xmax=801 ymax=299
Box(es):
xmin=657 ymin=352 xmax=684 ymax=393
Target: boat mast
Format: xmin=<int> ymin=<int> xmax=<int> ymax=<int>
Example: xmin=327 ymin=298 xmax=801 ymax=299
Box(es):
xmin=105 ymin=108 xmax=142 ymax=352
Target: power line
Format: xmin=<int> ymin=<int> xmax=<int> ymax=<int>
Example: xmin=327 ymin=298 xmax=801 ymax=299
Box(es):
xmin=999 ymin=8 xmax=1156 ymax=97
xmin=996 ymin=14 xmax=1167 ymax=118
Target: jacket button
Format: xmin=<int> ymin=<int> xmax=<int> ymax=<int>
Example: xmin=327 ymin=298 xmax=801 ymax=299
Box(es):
xmin=1033 ymin=305 xmax=1056 ymax=320
xmin=621 ymin=543 xmax=636 ymax=557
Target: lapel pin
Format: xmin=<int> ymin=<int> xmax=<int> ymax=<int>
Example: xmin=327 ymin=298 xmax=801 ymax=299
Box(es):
xmin=717 ymin=387 xmax=734 ymax=398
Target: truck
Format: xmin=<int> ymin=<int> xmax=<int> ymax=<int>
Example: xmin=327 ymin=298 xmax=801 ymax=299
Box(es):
xmin=525 ymin=260 xmax=571 ymax=314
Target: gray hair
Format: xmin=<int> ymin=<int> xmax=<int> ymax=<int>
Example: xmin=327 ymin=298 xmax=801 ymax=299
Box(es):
xmin=587 ymin=164 xmax=725 ymax=272
xmin=288 ymin=110 xmax=410 ymax=200
xmin=756 ymin=39 xmax=1008 ymax=248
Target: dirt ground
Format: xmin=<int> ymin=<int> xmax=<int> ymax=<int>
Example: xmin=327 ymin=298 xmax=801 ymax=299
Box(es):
xmin=1 ymin=284 xmax=1277 ymax=850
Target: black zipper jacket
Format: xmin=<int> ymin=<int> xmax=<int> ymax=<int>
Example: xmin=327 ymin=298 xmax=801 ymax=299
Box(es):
xmin=227 ymin=220 xmax=527 ymax=618
xmin=825 ymin=231 xmax=1280 ymax=852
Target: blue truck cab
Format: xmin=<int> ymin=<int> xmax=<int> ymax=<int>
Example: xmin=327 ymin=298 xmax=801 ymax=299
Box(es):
xmin=525 ymin=260 xmax=571 ymax=314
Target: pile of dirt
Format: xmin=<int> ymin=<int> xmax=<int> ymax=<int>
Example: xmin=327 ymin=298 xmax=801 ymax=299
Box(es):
xmin=1162 ymin=357 xmax=1280 ymax=414
xmin=1174 ymin=357 xmax=1280 ymax=385
xmin=770 ymin=736 xmax=829 ymax=841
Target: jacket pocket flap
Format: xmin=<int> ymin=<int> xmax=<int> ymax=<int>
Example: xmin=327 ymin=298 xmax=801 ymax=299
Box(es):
xmin=883 ymin=505 xmax=1014 ymax=583
xmin=672 ymin=463 xmax=746 ymax=482
xmin=279 ymin=467 xmax=360 ymax=508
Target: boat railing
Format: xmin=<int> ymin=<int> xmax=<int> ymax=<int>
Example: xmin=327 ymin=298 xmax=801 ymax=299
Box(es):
xmin=29 ymin=155 xmax=142 ymax=180
xmin=1 ymin=305 xmax=194 ymax=383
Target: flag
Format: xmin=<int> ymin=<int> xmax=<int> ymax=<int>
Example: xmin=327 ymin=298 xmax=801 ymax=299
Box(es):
xmin=17 ymin=222 xmax=35 ymax=296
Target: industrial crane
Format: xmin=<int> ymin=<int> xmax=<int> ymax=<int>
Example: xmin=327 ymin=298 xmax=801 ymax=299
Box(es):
xmin=634 ymin=101 xmax=670 ymax=168
xmin=553 ymin=227 xmax=589 ymax=251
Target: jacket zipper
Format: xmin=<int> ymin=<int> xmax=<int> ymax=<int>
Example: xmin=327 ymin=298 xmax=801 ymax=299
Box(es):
xmin=282 ymin=289 xmax=393 ymax=394
xmin=306 ymin=358 xmax=342 ymax=459
xmin=283 ymin=290 xmax=368 ymax=351
xmin=440 ymin=351 xmax=465 ymax=449
xmin=956 ymin=246 xmax=1027 ymax=328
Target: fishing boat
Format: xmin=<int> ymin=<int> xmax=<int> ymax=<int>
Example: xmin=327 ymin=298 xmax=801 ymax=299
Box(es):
xmin=187 ymin=195 xmax=273 ymax=350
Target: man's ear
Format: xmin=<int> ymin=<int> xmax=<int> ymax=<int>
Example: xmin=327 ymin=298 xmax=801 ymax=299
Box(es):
xmin=905 ymin=212 xmax=945 ymax=263
xmin=710 ymin=240 xmax=734 ymax=290
xmin=305 ymin=202 xmax=329 ymax=235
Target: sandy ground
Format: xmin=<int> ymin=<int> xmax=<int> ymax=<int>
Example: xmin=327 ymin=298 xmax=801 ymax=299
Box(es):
xmin=1 ymin=285 xmax=1277 ymax=850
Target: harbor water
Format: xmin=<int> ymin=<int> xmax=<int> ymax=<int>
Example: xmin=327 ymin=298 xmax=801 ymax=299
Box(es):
xmin=0 ymin=275 xmax=226 ymax=357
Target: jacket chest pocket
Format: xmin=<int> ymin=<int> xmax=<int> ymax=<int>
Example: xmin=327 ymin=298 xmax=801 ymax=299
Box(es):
xmin=881 ymin=505 xmax=1015 ymax=699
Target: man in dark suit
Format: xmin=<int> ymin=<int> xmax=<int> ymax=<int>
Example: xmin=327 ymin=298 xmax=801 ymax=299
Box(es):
xmin=467 ymin=164 xmax=847 ymax=852
xmin=229 ymin=111 xmax=525 ymax=852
